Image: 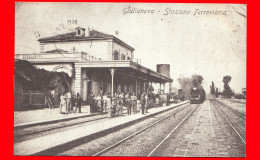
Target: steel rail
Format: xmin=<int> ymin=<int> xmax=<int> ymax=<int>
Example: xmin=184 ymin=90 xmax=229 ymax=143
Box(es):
xmin=15 ymin=109 xmax=131 ymax=138
xmin=92 ymin=103 xmax=195 ymax=156
xmin=147 ymin=104 xmax=198 ymax=157
xmin=14 ymin=116 xmax=107 ymax=138
xmin=211 ymin=100 xmax=246 ymax=144
xmin=214 ymin=99 xmax=246 ymax=120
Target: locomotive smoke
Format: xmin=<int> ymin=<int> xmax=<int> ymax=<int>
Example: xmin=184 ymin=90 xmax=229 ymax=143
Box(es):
xmin=191 ymin=74 xmax=204 ymax=88
xmin=178 ymin=74 xmax=204 ymax=100
xmin=178 ymin=76 xmax=192 ymax=100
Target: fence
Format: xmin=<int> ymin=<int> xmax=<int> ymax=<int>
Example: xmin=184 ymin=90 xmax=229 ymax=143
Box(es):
xmin=21 ymin=91 xmax=47 ymax=109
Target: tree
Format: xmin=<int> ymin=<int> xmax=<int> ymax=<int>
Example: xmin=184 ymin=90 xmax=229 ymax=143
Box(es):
xmin=223 ymin=75 xmax=232 ymax=84
xmin=210 ymin=81 xmax=216 ymax=95
xmin=15 ymin=60 xmax=72 ymax=107
xmin=15 ymin=60 xmax=71 ymax=93
xmin=222 ymin=75 xmax=232 ymax=98
xmin=215 ymin=88 xmax=219 ymax=98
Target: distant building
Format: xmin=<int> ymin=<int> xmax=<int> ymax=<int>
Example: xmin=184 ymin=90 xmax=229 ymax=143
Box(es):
xmin=15 ymin=27 xmax=172 ymax=102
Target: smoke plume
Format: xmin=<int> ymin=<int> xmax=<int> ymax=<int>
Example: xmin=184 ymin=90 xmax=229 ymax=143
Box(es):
xmin=191 ymin=74 xmax=204 ymax=87
xmin=177 ymin=76 xmax=192 ymax=100
xmin=178 ymin=74 xmax=204 ymax=100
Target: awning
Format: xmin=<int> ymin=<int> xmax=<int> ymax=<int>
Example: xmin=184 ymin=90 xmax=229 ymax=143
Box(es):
xmin=75 ymin=61 xmax=173 ymax=83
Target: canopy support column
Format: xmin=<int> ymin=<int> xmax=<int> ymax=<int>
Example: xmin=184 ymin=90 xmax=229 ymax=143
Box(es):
xmin=110 ymin=68 xmax=116 ymax=97
xmin=74 ymin=64 xmax=82 ymax=96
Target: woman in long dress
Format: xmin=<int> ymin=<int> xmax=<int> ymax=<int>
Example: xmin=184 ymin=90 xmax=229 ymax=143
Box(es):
xmin=96 ymin=94 xmax=102 ymax=112
xmin=145 ymin=93 xmax=149 ymax=113
xmin=107 ymin=94 xmax=112 ymax=118
xmin=131 ymin=92 xmax=138 ymax=114
xmin=125 ymin=93 xmax=131 ymax=115
xmin=117 ymin=96 xmax=123 ymax=116
xmin=112 ymin=96 xmax=117 ymax=117
xmin=60 ymin=94 xmax=67 ymax=114
xmin=102 ymin=94 xmax=108 ymax=112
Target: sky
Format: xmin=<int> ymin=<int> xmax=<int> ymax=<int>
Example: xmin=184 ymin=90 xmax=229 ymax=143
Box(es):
xmin=15 ymin=2 xmax=247 ymax=93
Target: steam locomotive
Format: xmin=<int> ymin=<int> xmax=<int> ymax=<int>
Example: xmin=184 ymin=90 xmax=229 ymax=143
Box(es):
xmin=190 ymin=86 xmax=206 ymax=104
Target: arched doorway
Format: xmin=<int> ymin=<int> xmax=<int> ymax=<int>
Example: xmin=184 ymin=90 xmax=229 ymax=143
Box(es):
xmin=52 ymin=65 xmax=74 ymax=77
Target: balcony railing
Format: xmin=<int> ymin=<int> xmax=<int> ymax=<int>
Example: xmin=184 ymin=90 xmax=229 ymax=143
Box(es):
xmin=15 ymin=52 xmax=140 ymax=64
xmin=15 ymin=52 xmax=102 ymax=62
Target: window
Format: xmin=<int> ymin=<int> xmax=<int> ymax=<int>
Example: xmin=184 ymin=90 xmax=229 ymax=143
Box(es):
xmin=113 ymin=51 xmax=119 ymax=60
xmin=121 ymin=54 xmax=125 ymax=60
xmin=127 ymin=57 xmax=131 ymax=60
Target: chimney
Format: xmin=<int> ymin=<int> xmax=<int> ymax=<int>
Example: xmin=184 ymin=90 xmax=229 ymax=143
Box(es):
xmin=115 ymin=30 xmax=118 ymax=37
xmin=40 ymin=43 xmax=44 ymax=53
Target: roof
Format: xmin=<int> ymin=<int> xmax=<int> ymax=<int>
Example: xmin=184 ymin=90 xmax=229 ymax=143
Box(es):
xmin=38 ymin=29 xmax=135 ymax=51
xmin=44 ymin=48 xmax=68 ymax=53
xmin=73 ymin=61 xmax=173 ymax=83
xmin=24 ymin=59 xmax=172 ymax=82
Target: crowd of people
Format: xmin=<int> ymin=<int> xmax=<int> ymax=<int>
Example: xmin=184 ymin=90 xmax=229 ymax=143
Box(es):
xmin=58 ymin=90 xmax=172 ymax=117
xmin=87 ymin=91 xmax=172 ymax=118
xmin=59 ymin=92 xmax=82 ymax=114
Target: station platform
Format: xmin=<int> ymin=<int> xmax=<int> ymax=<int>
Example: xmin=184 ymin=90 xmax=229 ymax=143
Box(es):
xmin=14 ymin=101 xmax=189 ymax=156
xmin=14 ymin=105 xmax=97 ymax=128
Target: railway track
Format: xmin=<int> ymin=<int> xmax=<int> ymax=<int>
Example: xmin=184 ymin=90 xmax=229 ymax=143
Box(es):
xmin=213 ymin=99 xmax=246 ymax=120
xmin=15 ymin=102 xmax=190 ymax=145
xmin=92 ymin=104 xmax=199 ymax=156
xmin=14 ymin=115 xmax=108 ymax=143
xmin=210 ymin=99 xmax=246 ymax=144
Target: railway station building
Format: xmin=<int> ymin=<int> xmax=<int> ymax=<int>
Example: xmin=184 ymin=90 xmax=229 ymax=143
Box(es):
xmin=15 ymin=27 xmax=173 ymax=102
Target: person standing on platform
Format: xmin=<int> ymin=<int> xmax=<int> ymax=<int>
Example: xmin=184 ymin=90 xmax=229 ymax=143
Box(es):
xmin=144 ymin=93 xmax=149 ymax=113
xmin=155 ymin=96 xmax=160 ymax=107
xmin=131 ymin=92 xmax=138 ymax=114
xmin=117 ymin=94 xmax=123 ymax=116
xmin=88 ymin=92 xmax=94 ymax=113
xmin=137 ymin=99 xmax=141 ymax=112
xmin=66 ymin=91 xmax=72 ymax=112
xmin=159 ymin=94 xmax=163 ymax=107
xmin=112 ymin=95 xmax=117 ymax=117
xmin=93 ymin=95 xmax=97 ymax=112
xmin=140 ymin=92 xmax=146 ymax=115
xmin=59 ymin=93 xmax=67 ymax=114
xmin=100 ymin=92 xmax=104 ymax=112
xmin=107 ymin=94 xmax=112 ymax=118
xmin=102 ymin=94 xmax=108 ymax=112
xmin=125 ymin=93 xmax=131 ymax=115
xmin=123 ymin=92 xmax=126 ymax=108
xmin=166 ymin=93 xmax=170 ymax=106
xmin=96 ymin=94 xmax=102 ymax=112
xmin=75 ymin=93 xmax=82 ymax=113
